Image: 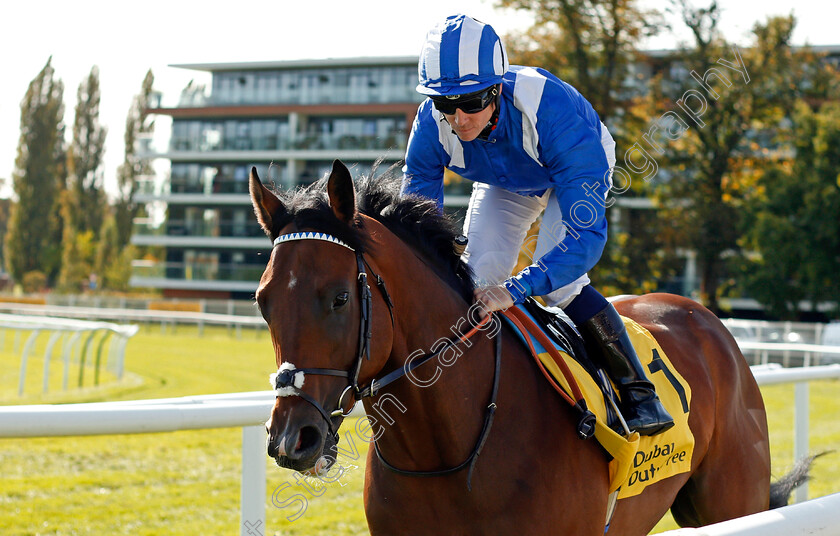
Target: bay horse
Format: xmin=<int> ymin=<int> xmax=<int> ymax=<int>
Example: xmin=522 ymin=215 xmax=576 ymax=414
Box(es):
xmin=251 ymin=160 xmax=791 ymax=535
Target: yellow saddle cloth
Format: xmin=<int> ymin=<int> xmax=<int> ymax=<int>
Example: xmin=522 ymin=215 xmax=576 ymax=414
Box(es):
xmin=504 ymin=308 xmax=695 ymax=499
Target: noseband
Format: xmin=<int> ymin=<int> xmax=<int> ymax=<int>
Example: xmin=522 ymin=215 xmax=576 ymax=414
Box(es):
xmin=269 ymin=232 xmax=395 ymax=441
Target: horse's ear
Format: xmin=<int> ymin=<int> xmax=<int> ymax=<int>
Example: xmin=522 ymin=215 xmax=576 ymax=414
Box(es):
xmin=249 ymin=167 xmax=285 ymax=239
xmin=327 ymin=159 xmax=357 ymax=224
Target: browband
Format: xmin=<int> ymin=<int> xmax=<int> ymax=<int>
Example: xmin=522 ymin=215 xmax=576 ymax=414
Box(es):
xmin=273 ymin=232 xmax=353 ymax=251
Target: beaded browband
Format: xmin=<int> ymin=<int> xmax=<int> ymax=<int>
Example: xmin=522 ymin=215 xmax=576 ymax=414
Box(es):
xmin=273 ymin=232 xmax=353 ymax=251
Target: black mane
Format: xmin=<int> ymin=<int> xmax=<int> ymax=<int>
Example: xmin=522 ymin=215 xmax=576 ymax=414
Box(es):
xmin=266 ymin=163 xmax=475 ymax=302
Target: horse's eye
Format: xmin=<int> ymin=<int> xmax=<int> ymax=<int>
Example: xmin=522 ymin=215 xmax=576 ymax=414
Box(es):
xmin=332 ymin=291 xmax=350 ymax=309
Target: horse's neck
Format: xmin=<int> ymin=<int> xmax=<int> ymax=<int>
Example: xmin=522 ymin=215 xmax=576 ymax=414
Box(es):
xmin=366 ymin=228 xmax=499 ymax=470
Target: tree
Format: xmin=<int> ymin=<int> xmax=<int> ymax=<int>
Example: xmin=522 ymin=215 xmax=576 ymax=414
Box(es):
xmin=644 ymin=5 xmax=800 ymax=312
xmin=115 ymin=69 xmax=155 ymax=249
xmin=58 ymin=66 xmax=107 ymax=291
xmin=57 ymin=228 xmax=96 ymax=293
xmin=95 ymin=215 xmax=134 ymax=291
xmin=740 ymin=101 xmax=840 ymax=319
xmin=0 ymin=197 xmax=11 ymax=277
xmin=5 ymin=57 xmax=66 ymax=285
xmin=497 ymin=0 xmax=664 ymax=122
xmin=65 ymin=65 xmax=107 ymax=237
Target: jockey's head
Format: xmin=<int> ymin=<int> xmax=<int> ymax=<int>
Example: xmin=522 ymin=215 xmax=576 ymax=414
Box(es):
xmin=417 ymin=14 xmax=507 ymax=141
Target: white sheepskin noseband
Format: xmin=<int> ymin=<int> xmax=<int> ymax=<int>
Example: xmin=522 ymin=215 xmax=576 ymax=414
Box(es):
xmin=269 ymin=362 xmax=305 ymax=397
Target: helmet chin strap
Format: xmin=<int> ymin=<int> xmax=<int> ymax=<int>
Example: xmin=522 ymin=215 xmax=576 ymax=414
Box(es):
xmin=477 ymin=91 xmax=501 ymax=141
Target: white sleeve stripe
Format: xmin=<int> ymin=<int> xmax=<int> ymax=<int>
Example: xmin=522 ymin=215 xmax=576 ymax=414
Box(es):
xmin=512 ymin=67 xmax=547 ymax=165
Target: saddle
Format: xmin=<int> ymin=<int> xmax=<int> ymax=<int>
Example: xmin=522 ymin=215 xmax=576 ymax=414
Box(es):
xmin=500 ymin=298 xmax=696 ymax=501
xmin=518 ymin=298 xmax=623 ymax=430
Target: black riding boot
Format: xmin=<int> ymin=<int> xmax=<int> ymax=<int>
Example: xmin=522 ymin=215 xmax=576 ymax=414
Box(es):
xmin=580 ymin=303 xmax=675 ymax=436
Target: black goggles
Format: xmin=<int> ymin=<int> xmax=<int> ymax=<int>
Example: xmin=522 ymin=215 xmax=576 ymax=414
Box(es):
xmin=430 ymin=85 xmax=498 ymax=115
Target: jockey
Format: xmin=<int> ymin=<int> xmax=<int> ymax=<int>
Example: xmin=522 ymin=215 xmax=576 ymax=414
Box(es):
xmin=401 ymin=14 xmax=674 ymax=436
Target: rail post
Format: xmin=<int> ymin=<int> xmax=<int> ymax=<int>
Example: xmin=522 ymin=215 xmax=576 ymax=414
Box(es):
xmin=794 ymin=382 xmax=809 ymax=503
xmin=241 ymin=425 xmax=267 ymax=536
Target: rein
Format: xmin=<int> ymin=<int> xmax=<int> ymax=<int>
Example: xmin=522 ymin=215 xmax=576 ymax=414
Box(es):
xmin=501 ymin=307 xmax=596 ymax=440
xmin=372 ymin=325 xmax=501 ymax=491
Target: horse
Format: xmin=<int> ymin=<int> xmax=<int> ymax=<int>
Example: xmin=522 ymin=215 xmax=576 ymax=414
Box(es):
xmin=250 ymin=159 xmax=795 ymax=535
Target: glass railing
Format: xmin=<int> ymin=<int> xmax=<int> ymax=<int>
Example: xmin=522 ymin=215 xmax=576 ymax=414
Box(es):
xmin=168 ymin=179 xmax=251 ymax=195
xmin=131 ymin=261 xmax=266 ymax=282
xmin=136 ymin=176 xmax=167 ymax=196
xmin=168 ymin=133 xmax=406 ymax=153
xmin=133 ymin=220 xmax=264 ymax=239
xmin=169 ymin=137 xmax=295 ymax=152
xmin=293 ymin=134 xmax=406 ymax=151
xmin=177 ymin=87 xmax=422 ymax=108
xmin=134 ymin=177 xmax=251 ymax=196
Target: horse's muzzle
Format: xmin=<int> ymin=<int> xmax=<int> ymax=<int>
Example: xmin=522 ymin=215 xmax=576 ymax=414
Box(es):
xmin=267 ymin=419 xmax=339 ymax=474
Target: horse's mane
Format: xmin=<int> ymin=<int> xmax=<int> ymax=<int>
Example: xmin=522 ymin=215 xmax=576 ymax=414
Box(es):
xmin=267 ymin=162 xmax=475 ymax=302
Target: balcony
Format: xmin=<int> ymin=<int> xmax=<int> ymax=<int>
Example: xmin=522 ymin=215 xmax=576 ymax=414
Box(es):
xmin=133 ymin=219 xmax=264 ymax=239
xmin=130 ymin=261 xmax=264 ymax=292
xmin=131 ymin=218 xmax=268 ymax=249
xmin=132 ymin=260 xmax=266 ymax=282
xmin=134 ymin=176 xmax=253 ymax=204
xmin=167 ymin=133 xmax=406 ymax=153
xmin=134 ymin=133 xmax=160 ymax=158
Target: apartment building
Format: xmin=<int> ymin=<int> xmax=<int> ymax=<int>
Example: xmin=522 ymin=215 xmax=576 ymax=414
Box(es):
xmin=131 ymin=57 xmax=424 ymax=298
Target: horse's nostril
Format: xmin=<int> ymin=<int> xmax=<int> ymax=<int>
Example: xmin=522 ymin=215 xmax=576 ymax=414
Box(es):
xmin=294 ymin=426 xmax=322 ymax=457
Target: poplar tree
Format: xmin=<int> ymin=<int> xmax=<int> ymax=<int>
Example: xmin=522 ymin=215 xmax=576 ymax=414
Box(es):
xmin=5 ymin=57 xmax=66 ymax=285
xmin=65 ymin=65 xmax=107 ymax=237
xmin=115 ymin=69 xmax=155 ymax=249
xmin=58 ymin=66 xmax=107 ymax=291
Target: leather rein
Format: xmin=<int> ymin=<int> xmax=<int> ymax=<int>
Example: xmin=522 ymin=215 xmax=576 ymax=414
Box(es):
xmin=269 ymin=232 xmax=500 ymax=488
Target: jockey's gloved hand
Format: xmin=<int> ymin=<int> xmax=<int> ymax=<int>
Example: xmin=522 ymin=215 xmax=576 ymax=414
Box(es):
xmin=473 ymin=285 xmax=514 ymax=319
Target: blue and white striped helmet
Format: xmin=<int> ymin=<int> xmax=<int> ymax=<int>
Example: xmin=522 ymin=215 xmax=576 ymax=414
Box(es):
xmin=417 ymin=14 xmax=509 ymax=96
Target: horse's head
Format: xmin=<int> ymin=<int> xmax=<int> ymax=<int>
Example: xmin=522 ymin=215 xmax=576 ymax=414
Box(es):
xmin=250 ymin=160 xmax=394 ymax=474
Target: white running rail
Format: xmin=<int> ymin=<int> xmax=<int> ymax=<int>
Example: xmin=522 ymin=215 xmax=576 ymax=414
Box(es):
xmin=0 ymin=365 xmax=837 ymax=534
xmin=1 ymin=313 xmax=139 ymax=395
xmin=658 ymin=492 xmax=840 ymax=535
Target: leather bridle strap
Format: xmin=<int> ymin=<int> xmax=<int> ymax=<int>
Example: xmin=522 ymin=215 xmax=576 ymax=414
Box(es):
xmin=270 ymin=231 xmax=394 ymax=440
xmin=372 ymin=324 xmax=502 ymax=491
xmin=269 ymin=230 xmax=505 ymax=489
xmin=357 ymin=314 xmax=493 ymax=399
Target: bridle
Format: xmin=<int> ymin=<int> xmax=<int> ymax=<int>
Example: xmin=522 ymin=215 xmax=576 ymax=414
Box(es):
xmin=268 ymin=231 xmax=395 ymax=443
xmin=268 ymin=231 xmax=501 ymax=489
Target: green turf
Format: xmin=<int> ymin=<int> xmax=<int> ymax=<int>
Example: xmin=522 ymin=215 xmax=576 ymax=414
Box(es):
xmin=0 ymin=325 xmax=837 ymax=535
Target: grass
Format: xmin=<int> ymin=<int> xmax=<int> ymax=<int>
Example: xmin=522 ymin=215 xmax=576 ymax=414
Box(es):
xmin=0 ymin=324 xmax=837 ymax=535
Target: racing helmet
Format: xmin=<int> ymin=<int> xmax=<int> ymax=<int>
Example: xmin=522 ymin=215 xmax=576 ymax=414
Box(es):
xmin=417 ymin=14 xmax=509 ymax=96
